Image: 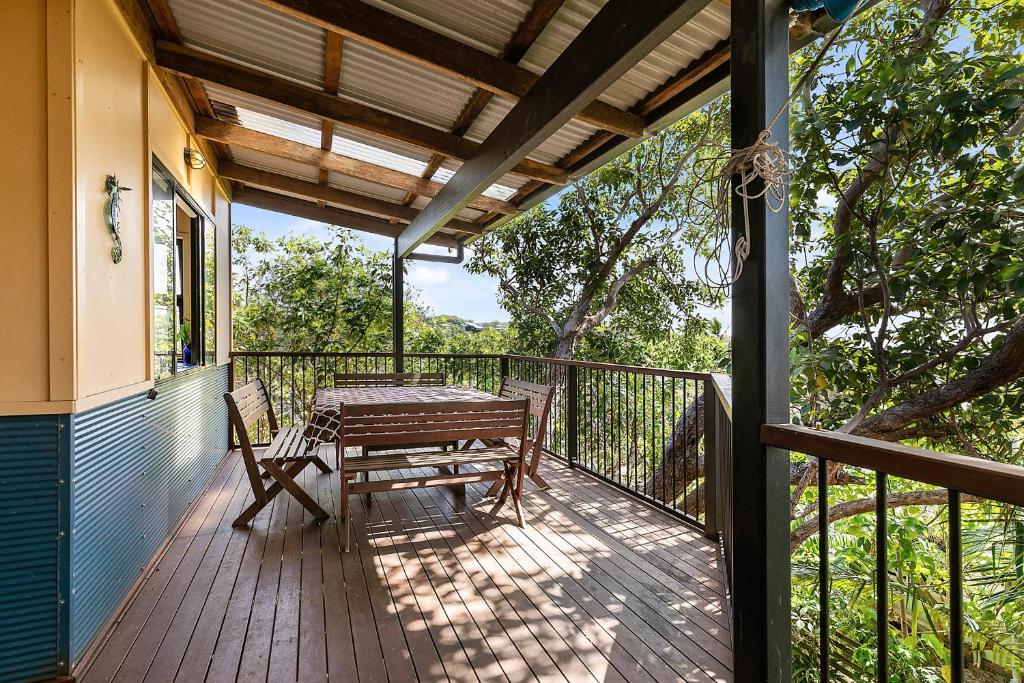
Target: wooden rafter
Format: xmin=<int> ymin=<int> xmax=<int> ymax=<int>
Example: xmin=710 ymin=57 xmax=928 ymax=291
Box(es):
xmin=317 ymin=31 xmax=345 ymax=206
xmin=234 ymin=188 xmax=463 ymax=249
xmin=155 ymin=41 xmax=568 ymax=186
xmin=218 ymin=161 xmax=483 ymax=235
xmin=397 ymin=0 xmax=714 ymax=256
xmin=256 ymin=0 xmax=645 ymax=139
xmin=400 ymin=0 xmax=566 ymax=208
xmin=194 ymin=117 xmax=517 ymax=216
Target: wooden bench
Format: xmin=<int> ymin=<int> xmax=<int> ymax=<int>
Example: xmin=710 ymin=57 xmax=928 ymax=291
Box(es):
xmin=225 ymin=379 xmax=331 ymax=527
xmin=337 ymin=398 xmax=530 ymax=551
xmin=334 ymin=372 xmax=446 ymax=388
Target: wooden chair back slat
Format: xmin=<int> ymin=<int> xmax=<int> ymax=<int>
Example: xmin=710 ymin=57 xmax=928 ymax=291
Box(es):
xmin=334 ymin=372 xmax=446 ymax=388
xmin=498 ymin=378 xmax=555 ymax=481
xmin=500 ymin=378 xmax=553 ymax=421
xmin=340 ymin=399 xmax=529 ymax=448
xmin=228 ymin=379 xmax=277 ymax=431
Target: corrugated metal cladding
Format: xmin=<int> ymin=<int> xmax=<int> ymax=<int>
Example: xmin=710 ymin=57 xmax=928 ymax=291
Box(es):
xmin=69 ymin=367 xmax=229 ymax=664
xmin=0 ymin=415 xmax=69 ymax=682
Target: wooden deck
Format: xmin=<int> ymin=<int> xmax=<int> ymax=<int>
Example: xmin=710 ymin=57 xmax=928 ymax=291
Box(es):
xmin=77 ymin=447 xmax=732 ymax=682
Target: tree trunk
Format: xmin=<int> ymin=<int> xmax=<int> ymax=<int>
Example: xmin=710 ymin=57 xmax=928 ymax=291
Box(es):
xmin=647 ymin=393 xmax=705 ymax=507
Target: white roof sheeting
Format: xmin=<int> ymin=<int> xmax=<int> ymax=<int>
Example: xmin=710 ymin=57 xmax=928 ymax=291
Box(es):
xmin=165 ymin=0 xmax=732 ymax=241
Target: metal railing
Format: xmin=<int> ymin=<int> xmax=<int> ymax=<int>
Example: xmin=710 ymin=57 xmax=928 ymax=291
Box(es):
xmin=228 ymin=351 xmax=727 ymax=532
xmin=763 ymin=424 xmax=1024 ymax=683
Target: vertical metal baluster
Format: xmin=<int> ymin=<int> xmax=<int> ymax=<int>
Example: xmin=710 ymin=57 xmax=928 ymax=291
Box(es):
xmin=877 ymin=471 xmax=889 ymax=682
xmin=683 ymin=378 xmax=689 ymax=516
xmin=818 ymin=456 xmax=830 ymax=683
xmin=670 ymin=378 xmax=677 ymax=512
xmin=949 ymin=489 xmax=963 ymax=683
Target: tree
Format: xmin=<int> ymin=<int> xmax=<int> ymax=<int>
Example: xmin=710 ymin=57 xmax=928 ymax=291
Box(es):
xmin=468 ymin=104 xmax=726 ymax=361
xmin=787 ymin=0 xmax=1024 ymax=527
xmin=232 ymin=225 xmax=394 ymax=352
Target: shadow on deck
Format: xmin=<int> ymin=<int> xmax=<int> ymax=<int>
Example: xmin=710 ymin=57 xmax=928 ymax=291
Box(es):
xmin=77 ymin=447 xmax=732 ymax=682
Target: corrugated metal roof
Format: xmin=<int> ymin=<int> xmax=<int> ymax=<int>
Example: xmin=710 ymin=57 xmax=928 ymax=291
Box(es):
xmin=164 ymin=0 xmax=732 ymax=242
xmin=520 ymin=0 xmax=731 ymax=111
xmin=340 ymin=41 xmax=477 ymax=132
xmin=361 ymin=0 xmax=532 ymax=56
xmin=170 ymin=0 xmax=325 ymax=88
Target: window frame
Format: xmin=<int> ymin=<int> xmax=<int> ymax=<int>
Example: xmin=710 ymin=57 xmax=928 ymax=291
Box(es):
xmin=152 ymin=156 xmax=216 ymax=382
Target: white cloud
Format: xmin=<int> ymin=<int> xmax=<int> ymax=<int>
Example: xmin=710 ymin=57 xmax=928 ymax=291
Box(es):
xmin=408 ymin=264 xmax=450 ymax=286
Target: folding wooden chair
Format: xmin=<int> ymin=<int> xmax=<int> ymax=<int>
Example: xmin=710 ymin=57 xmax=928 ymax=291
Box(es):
xmin=225 ymin=379 xmax=331 ymax=527
xmin=482 ymin=378 xmax=555 ymax=494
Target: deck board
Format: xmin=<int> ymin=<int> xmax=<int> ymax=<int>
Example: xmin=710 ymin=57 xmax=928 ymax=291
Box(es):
xmin=77 ymin=448 xmax=732 ymax=682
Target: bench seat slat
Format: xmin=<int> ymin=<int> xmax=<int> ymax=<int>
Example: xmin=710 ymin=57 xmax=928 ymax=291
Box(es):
xmin=342 ymin=446 xmax=518 ymax=474
xmin=261 ymin=426 xmax=310 ymax=463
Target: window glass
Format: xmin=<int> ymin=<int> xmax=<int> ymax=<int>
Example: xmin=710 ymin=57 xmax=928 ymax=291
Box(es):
xmin=152 ymin=164 xmax=176 ymax=379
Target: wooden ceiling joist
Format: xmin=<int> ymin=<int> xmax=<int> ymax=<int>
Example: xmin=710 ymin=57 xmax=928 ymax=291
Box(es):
xmin=256 ymin=0 xmax=647 ymax=139
xmin=193 ymin=117 xmax=518 ymax=216
xmin=397 ymin=0 xmax=714 ymax=256
xmin=234 ymin=187 xmax=463 ymax=249
xmin=317 ymin=31 xmax=345 ymax=205
xmin=155 ymin=41 xmax=568 ymax=186
xmin=218 ymin=161 xmax=483 ymax=235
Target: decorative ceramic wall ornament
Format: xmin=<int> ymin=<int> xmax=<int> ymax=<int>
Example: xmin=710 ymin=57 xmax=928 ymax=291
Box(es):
xmin=104 ymin=175 xmax=131 ymax=263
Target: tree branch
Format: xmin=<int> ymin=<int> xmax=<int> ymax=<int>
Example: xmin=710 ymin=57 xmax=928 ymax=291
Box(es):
xmin=791 ymin=489 xmax=982 ymax=551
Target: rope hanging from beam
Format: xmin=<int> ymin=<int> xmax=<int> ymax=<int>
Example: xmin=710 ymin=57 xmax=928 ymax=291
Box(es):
xmin=695 ymin=23 xmax=846 ymax=289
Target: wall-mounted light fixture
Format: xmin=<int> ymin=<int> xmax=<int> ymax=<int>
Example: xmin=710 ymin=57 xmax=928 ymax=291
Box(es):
xmin=184 ymin=147 xmax=206 ymax=170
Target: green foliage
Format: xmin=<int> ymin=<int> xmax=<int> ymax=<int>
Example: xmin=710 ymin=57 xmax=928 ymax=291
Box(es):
xmin=789 ymin=0 xmax=1024 ymax=454
xmin=232 ymin=225 xmax=395 ymax=353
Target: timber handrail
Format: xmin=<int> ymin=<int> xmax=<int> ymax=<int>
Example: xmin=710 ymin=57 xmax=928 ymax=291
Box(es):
xmin=762 ymin=423 xmax=1024 ymax=507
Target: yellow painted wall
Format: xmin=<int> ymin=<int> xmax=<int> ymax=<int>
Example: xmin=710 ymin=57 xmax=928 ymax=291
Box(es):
xmin=0 ymin=2 xmax=51 ymax=405
xmin=0 ymin=0 xmax=231 ymax=414
xmin=0 ymin=1 xmax=78 ymax=413
xmin=74 ymin=0 xmax=150 ymax=399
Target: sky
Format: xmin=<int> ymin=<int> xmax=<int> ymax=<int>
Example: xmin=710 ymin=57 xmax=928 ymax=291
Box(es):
xmin=232 ymin=203 xmax=511 ymax=322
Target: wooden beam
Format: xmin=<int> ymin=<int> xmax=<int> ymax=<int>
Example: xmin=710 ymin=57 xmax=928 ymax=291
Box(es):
xmin=639 ymin=39 xmax=731 ymax=117
xmin=318 ymin=31 xmax=345 ymax=204
xmin=143 ymin=0 xmax=231 ymax=159
xmin=256 ymin=0 xmax=647 ymax=139
xmin=397 ymin=0 xmax=710 ymax=256
xmin=154 ymin=40 xmax=567 ymax=185
xmin=218 ymin=161 xmax=483 ymax=235
xmin=194 ymin=117 xmax=517 ymax=215
xmin=233 ymin=187 xmax=462 ymax=248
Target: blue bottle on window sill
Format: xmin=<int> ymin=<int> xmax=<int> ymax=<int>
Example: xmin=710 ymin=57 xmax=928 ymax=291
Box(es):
xmin=182 ymin=343 xmax=192 ymax=365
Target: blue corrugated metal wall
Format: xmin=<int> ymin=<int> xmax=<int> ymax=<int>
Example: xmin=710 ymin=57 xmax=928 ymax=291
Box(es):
xmin=69 ymin=366 xmax=228 ymax=664
xmin=0 ymin=414 xmax=69 ymax=682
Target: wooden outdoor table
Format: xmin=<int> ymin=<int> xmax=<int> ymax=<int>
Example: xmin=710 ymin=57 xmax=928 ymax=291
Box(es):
xmin=304 ymin=385 xmax=506 ymax=449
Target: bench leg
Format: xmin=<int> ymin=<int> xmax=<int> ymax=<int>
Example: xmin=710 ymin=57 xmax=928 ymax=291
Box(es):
xmin=512 ymin=462 xmax=526 ymax=527
xmin=311 ymin=455 xmax=332 ymax=474
xmin=262 ymin=460 xmax=329 ymax=522
xmin=340 ymin=470 xmax=351 ymax=553
xmin=489 ymin=466 xmax=512 ymax=517
xmin=485 ymin=475 xmax=503 ymax=498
